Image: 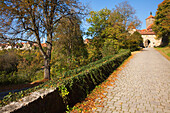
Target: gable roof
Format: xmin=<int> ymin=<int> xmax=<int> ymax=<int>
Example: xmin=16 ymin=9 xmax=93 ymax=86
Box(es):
xmin=146 ymin=15 xmax=154 ymax=20
xmin=137 ymin=29 xmax=155 ymax=35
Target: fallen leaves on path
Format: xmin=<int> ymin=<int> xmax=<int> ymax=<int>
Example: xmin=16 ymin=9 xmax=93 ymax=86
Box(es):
xmin=70 ymin=54 xmax=134 ymax=113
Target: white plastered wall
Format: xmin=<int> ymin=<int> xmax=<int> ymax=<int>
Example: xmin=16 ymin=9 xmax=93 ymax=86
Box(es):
xmin=142 ymin=35 xmax=162 ymax=47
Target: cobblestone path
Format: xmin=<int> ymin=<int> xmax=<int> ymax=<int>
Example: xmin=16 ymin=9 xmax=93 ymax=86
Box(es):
xmin=93 ymin=48 xmax=170 ymax=113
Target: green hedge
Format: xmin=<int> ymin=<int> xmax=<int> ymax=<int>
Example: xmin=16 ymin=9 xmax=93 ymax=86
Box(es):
xmin=62 ymin=49 xmax=128 ymax=78
xmin=0 ymin=49 xmax=131 ymax=110
xmin=62 ymin=49 xmax=131 ymax=107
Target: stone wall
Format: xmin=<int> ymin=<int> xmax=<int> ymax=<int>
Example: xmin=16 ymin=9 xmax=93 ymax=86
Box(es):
xmin=146 ymin=18 xmax=155 ymax=28
xmin=0 ymin=88 xmax=66 ymax=113
xmin=142 ymin=35 xmax=162 ymax=47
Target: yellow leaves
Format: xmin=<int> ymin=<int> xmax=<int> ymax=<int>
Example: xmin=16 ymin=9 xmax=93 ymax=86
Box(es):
xmin=37 ymin=52 xmax=40 ymax=58
xmin=92 ymin=107 xmax=97 ymax=110
xmin=59 ymin=86 xmax=69 ymax=98
xmin=71 ymin=82 xmax=108 ymax=112
xmin=66 ymin=1 xmax=70 ymax=5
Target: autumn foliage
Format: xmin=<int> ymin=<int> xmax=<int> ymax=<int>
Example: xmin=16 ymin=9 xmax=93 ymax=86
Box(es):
xmin=153 ymin=0 xmax=170 ymax=46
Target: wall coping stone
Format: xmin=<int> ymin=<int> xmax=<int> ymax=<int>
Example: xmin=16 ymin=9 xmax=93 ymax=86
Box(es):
xmin=0 ymin=87 xmax=56 ymax=113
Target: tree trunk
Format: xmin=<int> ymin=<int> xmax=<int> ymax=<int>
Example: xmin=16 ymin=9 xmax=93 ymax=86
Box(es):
xmin=161 ymin=34 xmax=169 ymax=47
xmin=44 ymin=58 xmax=51 ymax=80
xmin=44 ymin=31 xmax=52 ymax=80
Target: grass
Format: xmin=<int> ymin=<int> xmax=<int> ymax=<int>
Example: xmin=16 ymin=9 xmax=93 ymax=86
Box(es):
xmin=155 ymin=46 xmax=170 ymax=60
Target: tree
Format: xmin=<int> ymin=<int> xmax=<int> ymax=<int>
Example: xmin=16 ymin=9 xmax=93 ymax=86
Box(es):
xmin=114 ymin=1 xmax=141 ymax=29
xmin=0 ymin=0 xmax=86 ymax=79
xmin=101 ymin=38 xmax=119 ymax=57
xmin=86 ymin=1 xmax=141 ymax=56
xmin=52 ymin=16 xmax=88 ymax=71
xmin=126 ymin=31 xmax=143 ymax=51
xmin=104 ymin=1 xmax=141 ymax=47
xmin=86 ymin=8 xmax=111 ymax=38
xmin=86 ymin=8 xmax=111 ymax=60
xmin=153 ymin=0 xmax=170 ymax=46
xmin=103 ymin=10 xmax=127 ymax=48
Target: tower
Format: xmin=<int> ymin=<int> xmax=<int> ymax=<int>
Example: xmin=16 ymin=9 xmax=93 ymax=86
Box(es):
xmin=146 ymin=12 xmax=155 ymax=29
xmin=43 ymin=38 xmax=46 ymax=43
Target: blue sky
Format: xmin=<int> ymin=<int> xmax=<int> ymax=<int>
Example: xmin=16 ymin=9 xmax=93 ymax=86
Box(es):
xmin=80 ymin=0 xmax=163 ymax=38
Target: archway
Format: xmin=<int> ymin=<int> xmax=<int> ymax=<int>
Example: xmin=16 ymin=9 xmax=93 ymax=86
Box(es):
xmin=145 ymin=39 xmax=151 ymax=48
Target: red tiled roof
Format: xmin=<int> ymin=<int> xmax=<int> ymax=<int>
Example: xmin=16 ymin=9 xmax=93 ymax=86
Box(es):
xmin=137 ymin=22 xmax=156 ymax=35
xmin=0 ymin=43 xmax=7 ymax=46
xmin=84 ymin=38 xmax=92 ymax=44
xmin=147 ymin=23 xmax=154 ymax=30
xmin=139 ymin=32 xmax=155 ymax=35
xmin=137 ymin=29 xmax=155 ymax=35
xmin=85 ymin=39 xmax=89 ymax=41
xmin=146 ymin=15 xmax=154 ymax=19
xmin=128 ymin=22 xmax=136 ymax=29
xmin=137 ymin=29 xmax=147 ymax=32
xmin=41 ymin=43 xmax=47 ymax=47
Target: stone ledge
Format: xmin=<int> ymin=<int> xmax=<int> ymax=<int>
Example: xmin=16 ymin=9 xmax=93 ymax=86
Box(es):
xmin=0 ymin=88 xmax=55 ymax=113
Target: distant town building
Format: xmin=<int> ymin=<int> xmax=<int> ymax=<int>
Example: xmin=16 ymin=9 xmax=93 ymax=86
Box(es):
xmin=0 ymin=37 xmax=47 ymax=50
xmin=129 ymin=12 xmax=162 ymax=48
xmin=128 ymin=22 xmax=137 ymax=34
xmin=0 ymin=42 xmax=47 ymax=50
xmin=84 ymin=38 xmax=92 ymax=44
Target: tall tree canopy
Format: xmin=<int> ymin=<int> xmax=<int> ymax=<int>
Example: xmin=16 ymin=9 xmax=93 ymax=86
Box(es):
xmin=86 ymin=1 xmax=141 ymax=58
xmin=114 ymin=1 xmax=141 ymax=29
xmin=52 ymin=16 xmax=88 ymax=71
xmin=153 ymin=0 xmax=170 ymax=46
xmin=86 ymin=8 xmax=111 ymax=38
xmin=86 ymin=1 xmax=141 ymax=39
xmin=0 ymin=0 xmax=86 ymax=79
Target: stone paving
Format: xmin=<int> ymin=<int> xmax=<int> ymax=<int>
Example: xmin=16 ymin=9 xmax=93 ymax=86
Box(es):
xmin=93 ymin=48 xmax=170 ymax=113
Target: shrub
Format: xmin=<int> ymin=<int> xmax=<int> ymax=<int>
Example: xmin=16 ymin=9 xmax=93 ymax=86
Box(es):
xmin=0 ymin=72 xmax=30 ymax=85
xmin=126 ymin=31 xmax=143 ymax=51
xmin=0 ymin=52 xmax=19 ymax=74
xmin=101 ymin=38 xmax=119 ymax=57
xmin=61 ymin=49 xmax=127 ymax=79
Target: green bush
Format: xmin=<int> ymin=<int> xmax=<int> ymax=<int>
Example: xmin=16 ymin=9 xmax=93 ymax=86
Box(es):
xmin=62 ymin=49 xmax=127 ymax=78
xmin=0 ymin=72 xmax=30 ymax=85
xmin=101 ymin=38 xmax=119 ymax=57
xmin=126 ymin=31 xmax=143 ymax=51
xmin=0 ymin=52 xmax=19 ymax=74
